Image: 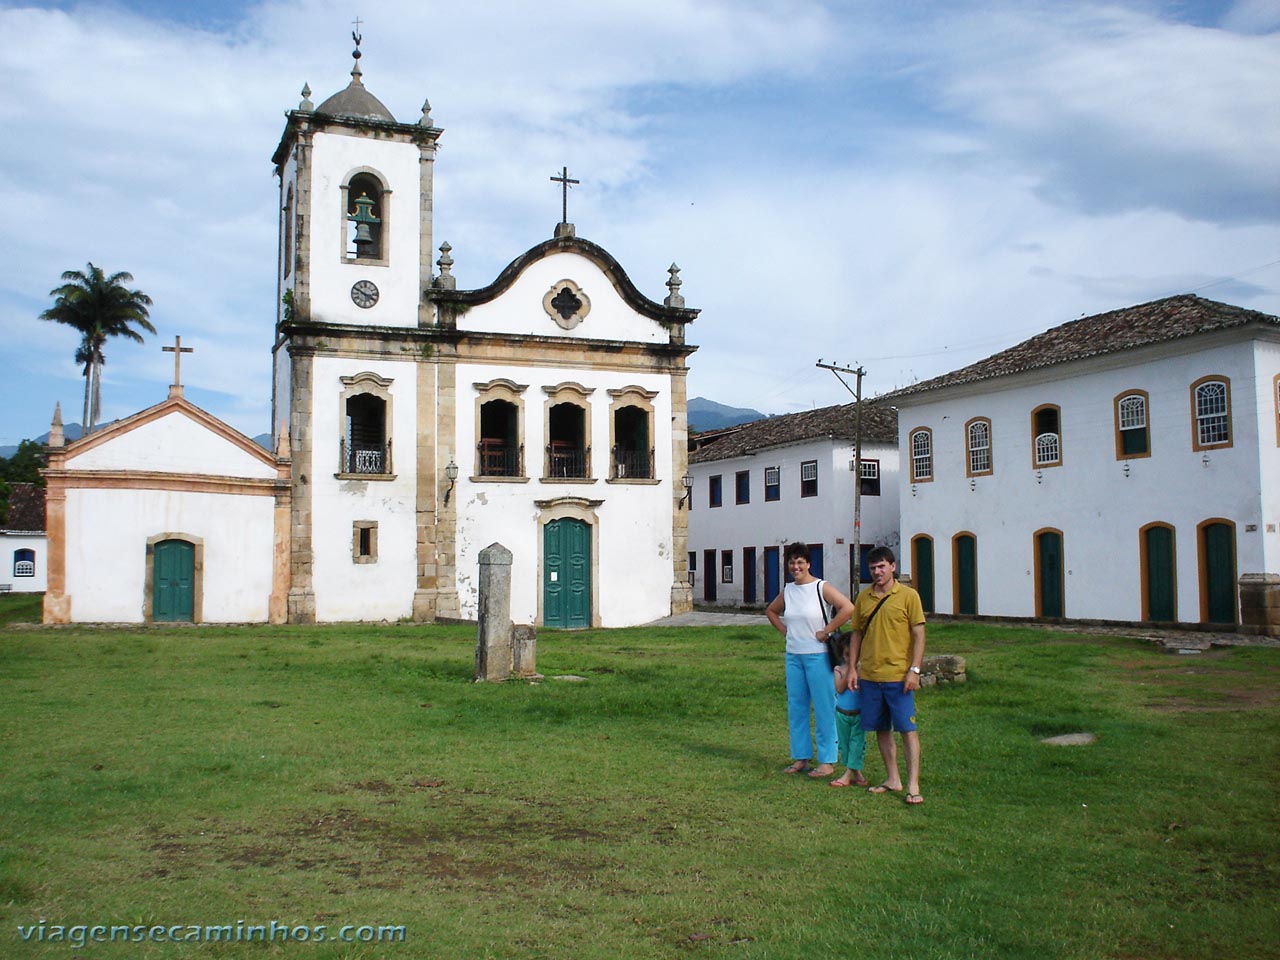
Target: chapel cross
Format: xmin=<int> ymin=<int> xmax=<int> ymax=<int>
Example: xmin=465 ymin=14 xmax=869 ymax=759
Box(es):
xmin=163 ymin=335 xmax=193 ymax=397
xmin=550 ymin=166 xmax=580 ymax=224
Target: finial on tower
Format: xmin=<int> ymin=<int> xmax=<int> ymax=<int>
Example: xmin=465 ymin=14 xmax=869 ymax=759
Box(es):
xmin=664 ymin=263 xmax=685 ymax=308
xmin=434 ymin=241 xmax=456 ymax=289
xmin=350 ymin=19 xmax=364 ymax=84
xmin=49 ymin=402 xmax=64 ymax=447
xmin=419 ymin=98 xmax=434 ymax=127
xmin=299 ymin=83 xmax=314 ymax=111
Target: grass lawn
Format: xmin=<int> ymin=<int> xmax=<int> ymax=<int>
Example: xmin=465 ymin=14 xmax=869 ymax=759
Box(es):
xmin=1 ymin=613 xmax=1276 ymax=959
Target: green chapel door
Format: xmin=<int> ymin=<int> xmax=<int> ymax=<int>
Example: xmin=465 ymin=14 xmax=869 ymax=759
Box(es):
xmin=954 ymin=534 xmax=977 ymax=615
xmin=154 ymin=539 xmax=195 ymax=622
xmin=544 ymin=519 xmax=591 ymax=628
xmin=1200 ymin=522 xmax=1237 ymax=625
xmin=912 ymin=536 xmax=935 ymax=614
xmin=1142 ymin=525 xmax=1176 ymax=622
xmin=1036 ymin=530 xmax=1064 ymax=618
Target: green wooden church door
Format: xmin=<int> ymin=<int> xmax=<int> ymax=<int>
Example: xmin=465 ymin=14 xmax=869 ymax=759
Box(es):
xmin=154 ymin=539 xmax=194 ymax=622
xmin=544 ymin=519 xmax=591 ymax=628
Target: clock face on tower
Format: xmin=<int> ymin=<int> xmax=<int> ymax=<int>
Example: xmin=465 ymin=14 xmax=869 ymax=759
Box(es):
xmin=350 ymin=280 xmax=379 ymax=309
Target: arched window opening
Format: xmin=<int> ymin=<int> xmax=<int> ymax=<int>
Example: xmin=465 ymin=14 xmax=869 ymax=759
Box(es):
xmin=1116 ymin=392 xmax=1149 ymax=458
xmin=547 ymin=403 xmax=588 ymax=478
xmin=612 ymin=405 xmax=652 ymax=479
xmin=345 ymin=172 xmax=384 ymax=261
xmin=1193 ymin=379 xmax=1231 ymax=448
xmin=479 ymin=400 xmax=522 ymax=477
xmin=13 ymin=548 xmax=35 ymax=578
xmin=1032 ymin=405 xmax=1061 ymax=467
xmin=966 ymin=418 xmax=992 ymax=475
xmin=344 ymin=393 xmax=389 ymax=474
xmin=910 ymin=428 xmax=933 ymax=482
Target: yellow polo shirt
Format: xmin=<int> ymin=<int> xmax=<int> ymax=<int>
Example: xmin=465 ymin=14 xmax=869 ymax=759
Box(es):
xmin=853 ymin=581 xmax=926 ymax=682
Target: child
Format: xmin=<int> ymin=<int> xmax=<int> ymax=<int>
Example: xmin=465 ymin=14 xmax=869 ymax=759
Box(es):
xmin=829 ymin=632 xmax=868 ymax=788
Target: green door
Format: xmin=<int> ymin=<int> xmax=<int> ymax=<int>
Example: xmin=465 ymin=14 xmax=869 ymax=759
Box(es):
xmin=154 ymin=539 xmax=194 ymax=622
xmin=544 ymin=519 xmax=591 ymax=628
xmin=1037 ymin=531 xmax=1064 ymax=618
xmin=955 ymin=534 xmax=977 ymax=615
xmin=1201 ymin=522 xmax=1236 ymax=624
xmin=913 ymin=537 xmax=935 ymax=614
xmin=1143 ymin=525 xmax=1176 ymax=622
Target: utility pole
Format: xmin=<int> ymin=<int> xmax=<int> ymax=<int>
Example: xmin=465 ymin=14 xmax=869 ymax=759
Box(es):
xmin=817 ymin=360 xmax=866 ymax=596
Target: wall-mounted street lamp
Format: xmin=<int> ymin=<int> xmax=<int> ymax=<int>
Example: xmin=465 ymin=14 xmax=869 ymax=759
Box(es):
xmin=1201 ymin=454 xmax=1211 ymax=468
xmin=443 ymin=459 xmax=459 ymax=505
xmin=679 ymin=472 xmax=694 ymax=509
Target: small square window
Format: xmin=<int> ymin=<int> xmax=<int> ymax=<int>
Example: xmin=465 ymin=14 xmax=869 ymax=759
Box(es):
xmin=353 ymin=521 xmax=378 ymax=564
xmin=800 ymin=460 xmax=818 ymax=498
xmin=764 ymin=466 xmax=780 ymax=502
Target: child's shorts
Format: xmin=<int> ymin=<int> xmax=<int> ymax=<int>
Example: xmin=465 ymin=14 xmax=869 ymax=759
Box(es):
xmin=859 ymin=679 xmax=917 ymax=733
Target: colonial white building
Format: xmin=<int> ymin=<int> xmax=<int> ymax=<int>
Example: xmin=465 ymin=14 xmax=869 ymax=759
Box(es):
xmin=44 ymin=46 xmax=697 ymax=627
xmin=1 ymin=483 xmax=47 ymax=594
xmin=687 ymin=403 xmax=899 ymax=606
xmin=886 ymin=295 xmax=1280 ymax=636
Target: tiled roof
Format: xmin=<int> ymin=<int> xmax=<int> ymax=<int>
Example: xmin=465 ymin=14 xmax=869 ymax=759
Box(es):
xmin=882 ymin=295 xmax=1280 ymax=402
xmin=690 ymin=402 xmax=898 ymax=464
xmin=2 ymin=483 xmax=46 ymax=533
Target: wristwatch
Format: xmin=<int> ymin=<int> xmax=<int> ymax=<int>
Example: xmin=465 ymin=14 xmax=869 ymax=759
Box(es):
xmin=909 ymin=666 xmax=922 ymax=675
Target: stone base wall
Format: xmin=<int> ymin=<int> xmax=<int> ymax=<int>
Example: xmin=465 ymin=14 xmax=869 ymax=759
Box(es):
xmin=919 ymin=654 xmax=966 ymax=687
xmin=1239 ymin=574 xmax=1280 ymax=637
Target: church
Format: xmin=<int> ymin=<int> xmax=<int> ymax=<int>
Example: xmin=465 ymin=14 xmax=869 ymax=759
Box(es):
xmin=43 ymin=42 xmax=699 ymax=628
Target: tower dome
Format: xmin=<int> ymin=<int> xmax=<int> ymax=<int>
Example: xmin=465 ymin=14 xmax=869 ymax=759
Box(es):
xmin=314 ymin=31 xmax=396 ymax=122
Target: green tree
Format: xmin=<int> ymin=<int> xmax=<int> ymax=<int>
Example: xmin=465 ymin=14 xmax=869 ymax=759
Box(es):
xmin=0 ymin=439 xmax=47 ymax=526
xmin=40 ymin=262 xmax=155 ymax=433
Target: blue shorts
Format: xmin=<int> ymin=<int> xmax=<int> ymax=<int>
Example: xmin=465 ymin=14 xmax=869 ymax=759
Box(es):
xmin=859 ymin=679 xmax=917 ymax=733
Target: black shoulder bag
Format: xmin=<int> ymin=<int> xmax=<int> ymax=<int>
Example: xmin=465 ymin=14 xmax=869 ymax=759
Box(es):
xmin=824 ymin=583 xmax=890 ymax=670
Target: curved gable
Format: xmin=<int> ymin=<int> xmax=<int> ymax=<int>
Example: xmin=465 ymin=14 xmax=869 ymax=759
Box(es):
xmin=427 ymin=236 xmax=698 ymax=338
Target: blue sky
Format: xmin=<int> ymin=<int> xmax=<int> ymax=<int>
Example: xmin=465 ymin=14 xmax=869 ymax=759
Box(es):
xmin=2 ymin=0 xmax=1278 ymax=445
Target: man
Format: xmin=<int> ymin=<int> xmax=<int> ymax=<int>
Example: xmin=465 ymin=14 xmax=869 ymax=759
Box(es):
xmin=847 ymin=546 xmax=927 ymax=805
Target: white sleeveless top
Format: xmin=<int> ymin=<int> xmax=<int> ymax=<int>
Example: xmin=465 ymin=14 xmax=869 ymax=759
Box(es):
xmin=783 ymin=579 xmax=828 ymax=655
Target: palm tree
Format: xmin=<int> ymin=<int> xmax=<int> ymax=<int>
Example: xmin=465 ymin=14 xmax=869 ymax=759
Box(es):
xmin=40 ymin=262 xmax=155 ymax=433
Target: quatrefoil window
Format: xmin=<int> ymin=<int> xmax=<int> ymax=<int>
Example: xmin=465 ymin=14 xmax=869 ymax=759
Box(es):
xmin=542 ymin=279 xmax=590 ymax=330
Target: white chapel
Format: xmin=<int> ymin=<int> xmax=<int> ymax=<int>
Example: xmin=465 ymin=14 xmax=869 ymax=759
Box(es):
xmin=44 ymin=43 xmax=699 ymax=627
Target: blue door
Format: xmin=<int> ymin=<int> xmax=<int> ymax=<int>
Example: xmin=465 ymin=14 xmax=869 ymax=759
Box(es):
xmin=544 ymin=519 xmax=590 ymax=628
xmin=807 ymin=544 xmax=824 ymax=579
xmin=763 ymin=546 xmax=780 ymax=604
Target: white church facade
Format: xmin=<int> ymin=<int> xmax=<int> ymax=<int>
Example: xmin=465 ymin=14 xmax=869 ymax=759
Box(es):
xmin=44 ymin=46 xmax=697 ymax=627
xmin=886 ymin=295 xmax=1280 ymax=636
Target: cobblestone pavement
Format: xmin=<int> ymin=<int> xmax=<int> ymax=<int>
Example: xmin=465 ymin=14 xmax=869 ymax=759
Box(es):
xmin=647 ymin=608 xmax=1279 ymax=649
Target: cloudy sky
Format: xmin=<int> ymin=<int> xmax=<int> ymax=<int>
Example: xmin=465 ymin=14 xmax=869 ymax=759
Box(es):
xmin=1 ymin=0 xmax=1277 ymax=446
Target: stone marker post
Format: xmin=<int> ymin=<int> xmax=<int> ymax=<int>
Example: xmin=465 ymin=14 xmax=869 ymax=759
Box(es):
xmin=475 ymin=542 xmax=514 ymax=682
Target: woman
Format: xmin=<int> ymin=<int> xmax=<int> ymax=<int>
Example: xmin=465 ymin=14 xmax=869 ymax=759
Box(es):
xmin=765 ymin=542 xmax=855 ymax=777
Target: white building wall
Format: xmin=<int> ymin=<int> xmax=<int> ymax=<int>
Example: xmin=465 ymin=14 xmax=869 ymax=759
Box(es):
xmin=454 ymin=360 xmax=676 ymax=626
xmin=897 ymin=339 xmax=1274 ymax=622
xmin=309 ymin=355 xmax=419 ymax=622
xmin=689 ymin=439 xmax=900 ymax=604
xmin=305 ymin=130 xmax=421 ymax=329
xmin=70 ymin=413 xmax=277 ymax=477
xmin=1252 ymin=340 xmax=1280 ymax=575
xmin=64 ymin=488 xmax=275 ymax=622
xmin=2 ymin=533 xmax=47 ymax=593
xmin=458 ymin=253 xmax=669 ymax=345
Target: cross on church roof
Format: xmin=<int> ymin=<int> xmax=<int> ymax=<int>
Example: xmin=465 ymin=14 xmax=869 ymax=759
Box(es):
xmin=550 ymin=166 xmax=580 ymax=225
xmin=163 ymin=335 xmax=193 ymax=398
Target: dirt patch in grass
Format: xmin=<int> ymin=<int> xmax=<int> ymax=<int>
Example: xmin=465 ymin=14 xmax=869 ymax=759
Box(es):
xmin=1116 ymin=657 xmax=1280 ymax=712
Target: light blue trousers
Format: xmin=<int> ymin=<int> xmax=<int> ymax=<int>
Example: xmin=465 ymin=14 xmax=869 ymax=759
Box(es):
xmin=785 ymin=652 xmax=837 ymax=764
